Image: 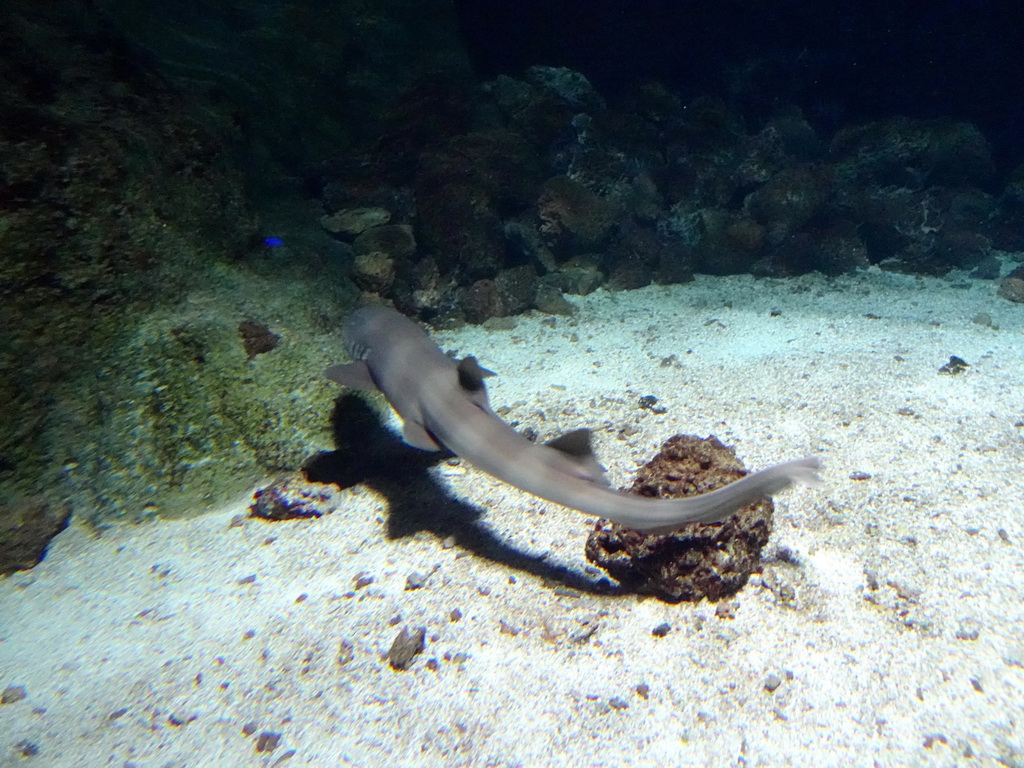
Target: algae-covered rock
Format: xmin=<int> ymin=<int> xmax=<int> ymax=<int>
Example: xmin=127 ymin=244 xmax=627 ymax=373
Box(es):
xmin=57 ymin=303 xmax=340 ymax=524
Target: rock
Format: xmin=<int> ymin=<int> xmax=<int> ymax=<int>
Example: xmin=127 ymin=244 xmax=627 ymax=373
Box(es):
xmin=830 ymin=117 xmax=995 ymax=189
xmin=460 ymin=279 xmax=503 ymax=323
xmin=320 ymin=207 xmax=392 ymax=238
xmin=415 ymin=130 xmax=544 ymax=280
xmin=352 ymin=224 xmax=416 ymax=260
xmin=238 ymin=320 xmax=281 ymax=360
xmin=997 ymin=263 xmax=1024 ymax=303
xmin=351 ymin=251 xmax=396 ymax=294
xmin=1 ymin=685 xmax=28 ymax=704
xmin=534 ymin=282 xmax=575 ymax=316
xmin=255 ymin=731 xmax=282 ymax=753
xmin=249 ymin=476 xmax=338 ymax=521
xmin=556 ymin=256 xmax=604 ymax=295
xmin=584 ymin=435 xmax=773 ymax=602
xmin=387 ymin=626 xmax=426 ymax=670
xmin=525 ymin=66 xmax=606 ymax=113
xmin=744 ymin=165 xmax=833 ymax=245
xmin=408 ymin=257 xmax=445 ymax=312
xmin=504 ymin=220 xmax=558 ymax=272
xmin=762 ymin=219 xmax=869 ymax=276
xmin=537 ymin=175 xmax=615 ymax=257
xmin=493 ymin=265 xmax=538 ymax=315
xmin=970 ymin=255 xmax=1001 ymax=280
xmin=0 ymin=499 xmax=70 ymax=576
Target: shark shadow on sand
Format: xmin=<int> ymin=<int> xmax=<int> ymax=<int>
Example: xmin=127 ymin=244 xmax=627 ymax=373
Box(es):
xmin=303 ymin=393 xmax=616 ymax=595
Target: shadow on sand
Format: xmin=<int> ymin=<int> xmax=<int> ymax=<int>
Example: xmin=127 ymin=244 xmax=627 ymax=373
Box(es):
xmin=303 ymin=393 xmax=617 ymax=596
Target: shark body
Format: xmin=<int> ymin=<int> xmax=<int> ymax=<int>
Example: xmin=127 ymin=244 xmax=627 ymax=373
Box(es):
xmin=326 ymin=304 xmax=821 ymax=534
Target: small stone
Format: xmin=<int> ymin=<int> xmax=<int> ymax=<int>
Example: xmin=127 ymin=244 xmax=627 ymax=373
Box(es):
xmin=354 ymin=574 xmax=374 ymax=589
xmin=938 ymin=356 xmax=969 ymax=375
xmin=1 ymin=685 xmax=27 ymax=704
xmin=338 ymin=640 xmax=355 ymax=665
xmin=638 ymin=395 xmax=667 ymax=414
xmin=169 ymin=710 xmax=197 ymax=726
xmin=405 ymin=571 xmax=430 ymax=590
xmin=956 ymin=622 xmax=981 ymax=641
xmin=864 ymin=568 xmax=880 ymax=591
xmin=715 ymin=601 xmax=737 ymax=620
xmin=923 ymin=733 xmax=948 ymax=748
xmin=387 ymin=627 xmax=426 ymax=670
xmin=250 ymin=476 xmax=338 ymax=521
xmin=651 ymin=623 xmax=671 ymax=637
xmin=255 ymin=731 xmax=282 ymax=753
xmin=608 ymin=697 xmax=629 ymax=710
xmin=569 ymin=616 xmax=599 ymax=643
xmin=498 ymin=620 xmax=521 ymax=636
xmin=15 ymin=741 xmax=38 ymax=757
xmin=764 ymin=674 xmax=783 ymax=692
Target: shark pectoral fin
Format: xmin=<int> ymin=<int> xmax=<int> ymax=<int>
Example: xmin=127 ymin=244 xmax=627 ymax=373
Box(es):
xmin=401 ymin=420 xmax=443 ymax=451
xmin=457 ymin=356 xmax=496 ymax=391
xmin=325 ymin=361 xmax=377 ymax=390
xmin=545 ymin=428 xmax=610 ymax=485
xmin=457 ymin=356 xmax=498 ymax=413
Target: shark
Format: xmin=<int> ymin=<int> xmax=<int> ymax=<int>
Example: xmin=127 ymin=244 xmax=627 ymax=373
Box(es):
xmin=325 ymin=304 xmax=822 ymax=534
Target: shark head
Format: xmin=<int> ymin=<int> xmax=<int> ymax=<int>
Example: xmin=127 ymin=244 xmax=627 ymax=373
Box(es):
xmin=342 ymin=304 xmax=397 ymax=361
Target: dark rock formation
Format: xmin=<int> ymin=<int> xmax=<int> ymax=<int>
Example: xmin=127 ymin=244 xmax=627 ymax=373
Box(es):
xmin=0 ymin=499 xmax=71 ymax=575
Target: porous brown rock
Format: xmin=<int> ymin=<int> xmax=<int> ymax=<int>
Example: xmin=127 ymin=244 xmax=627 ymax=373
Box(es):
xmin=585 ymin=435 xmax=773 ymax=602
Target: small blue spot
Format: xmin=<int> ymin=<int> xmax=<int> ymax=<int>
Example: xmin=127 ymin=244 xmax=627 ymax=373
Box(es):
xmin=264 ymin=236 xmax=285 ymax=247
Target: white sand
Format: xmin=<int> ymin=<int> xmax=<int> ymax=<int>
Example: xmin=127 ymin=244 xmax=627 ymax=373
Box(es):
xmin=2 ymin=268 xmax=1024 ymax=767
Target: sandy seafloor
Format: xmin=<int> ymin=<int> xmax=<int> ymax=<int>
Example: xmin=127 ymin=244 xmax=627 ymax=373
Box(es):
xmin=2 ymin=267 xmax=1024 ymax=768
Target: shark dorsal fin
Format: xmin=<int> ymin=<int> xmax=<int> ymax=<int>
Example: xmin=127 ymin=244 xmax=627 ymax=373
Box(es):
xmin=545 ymin=428 xmax=609 ymax=485
xmin=457 ymin=356 xmax=496 ymax=392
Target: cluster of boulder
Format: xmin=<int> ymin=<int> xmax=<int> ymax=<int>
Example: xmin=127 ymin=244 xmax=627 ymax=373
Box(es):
xmin=313 ymin=66 xmax=1024 ymax=323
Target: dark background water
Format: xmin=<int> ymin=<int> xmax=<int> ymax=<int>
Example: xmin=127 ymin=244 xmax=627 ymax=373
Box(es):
xmin=454 ymin=0 xmax=1023 ymax=169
